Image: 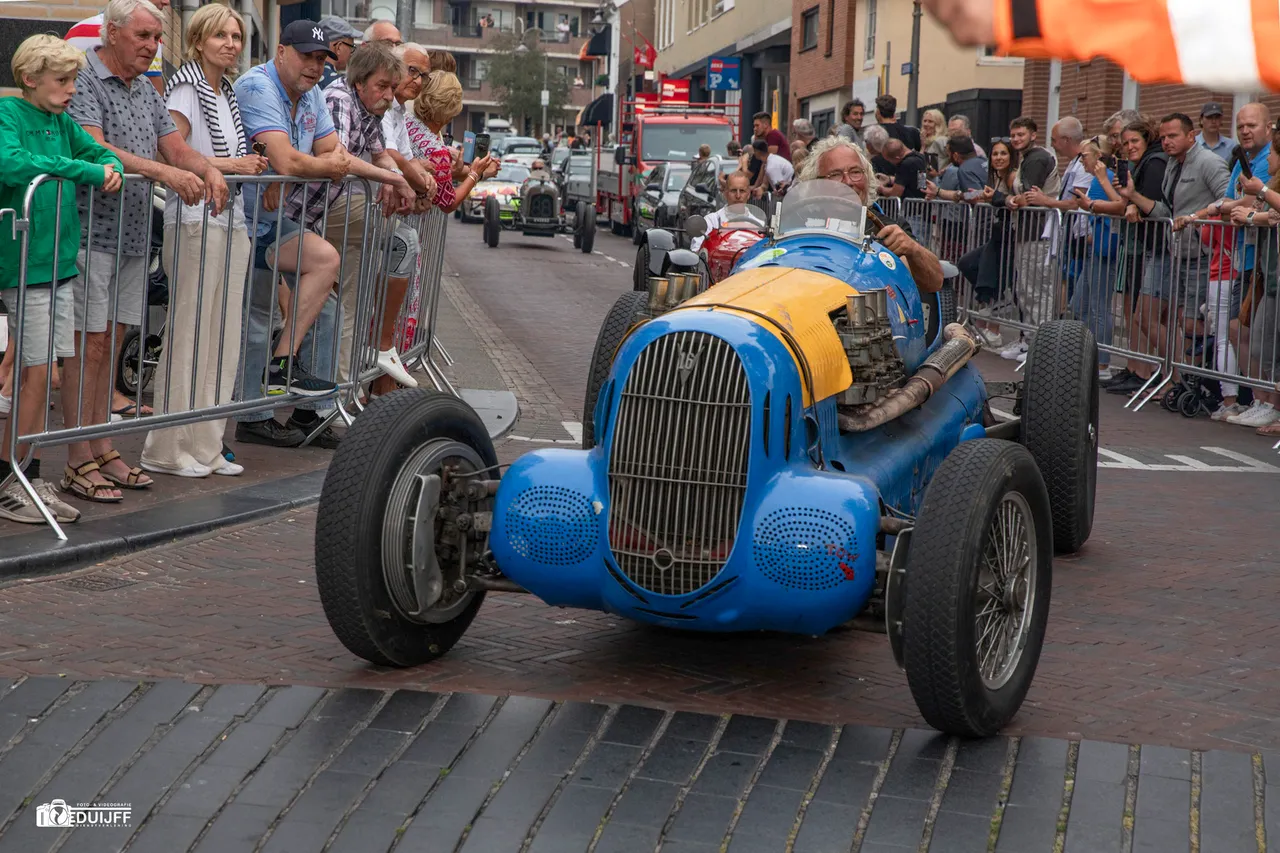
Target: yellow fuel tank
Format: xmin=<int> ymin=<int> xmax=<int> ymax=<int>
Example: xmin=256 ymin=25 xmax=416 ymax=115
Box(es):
xmin=673 ymin=267 xmax=854 ymax=406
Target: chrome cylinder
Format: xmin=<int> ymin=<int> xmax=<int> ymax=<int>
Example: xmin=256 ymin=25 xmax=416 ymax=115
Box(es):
xmin=847 ymin=293 xmax=867 ymax=324
xmin=647 ymin=276 xmax=669 ymax=312
xmin=664 ymin=274 xmax=686 ymax=308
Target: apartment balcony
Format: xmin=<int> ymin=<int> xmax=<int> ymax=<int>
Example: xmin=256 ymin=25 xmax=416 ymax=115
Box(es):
xmin=409 ymin=22 xmax=589 ymax=58
xmin=454 ymin=78 xmax=602 ymax=109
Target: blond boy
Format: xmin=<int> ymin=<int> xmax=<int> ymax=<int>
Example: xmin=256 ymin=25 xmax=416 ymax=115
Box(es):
xmin=0 ymin=34 xmax=123 ymax=524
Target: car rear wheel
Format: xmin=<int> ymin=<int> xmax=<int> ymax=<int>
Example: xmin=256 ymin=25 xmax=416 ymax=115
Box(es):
xmin=1021 ymin=320 xmax=1098 ymax=554
xmin=314 ymin=390 xmax=497 ymax=667
xmin=902 ymin=439 xmax=1053 ymax=737
xmin=634 ymin=239 xmax=651 ymax=291
xmin=582 ymin=291 xmax=647 ymax=449
xmin=484 ymin=196 xmax=500 ymax=248
xmin=580 ymin=205 xmax=596 ymax=254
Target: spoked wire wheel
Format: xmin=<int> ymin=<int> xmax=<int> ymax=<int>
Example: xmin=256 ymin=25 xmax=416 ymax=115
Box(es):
xmin=974 ymin=492 xmax=1037 ymax=690
xmin=380 ymin=438 xmax=485 ymax=624
xmin=902 ymin=439 xmax=1053 ymax=737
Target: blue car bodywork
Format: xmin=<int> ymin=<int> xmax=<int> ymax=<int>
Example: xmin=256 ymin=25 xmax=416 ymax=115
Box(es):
xmin=490 ymin=228 xmax=988 ymax=637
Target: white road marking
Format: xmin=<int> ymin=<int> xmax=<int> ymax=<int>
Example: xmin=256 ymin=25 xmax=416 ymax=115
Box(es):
xmin=1098 ymin=446 xmax=1280 ymax=473
xmin=1098 ymin=448 xmax=1146 ymax=467
xmin=507 ymin=421 xmax=584 ymax=446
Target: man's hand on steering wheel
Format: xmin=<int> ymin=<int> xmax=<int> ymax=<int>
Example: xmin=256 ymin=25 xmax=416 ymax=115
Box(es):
xmin=876 ymin=224 xmax=915 ymax=257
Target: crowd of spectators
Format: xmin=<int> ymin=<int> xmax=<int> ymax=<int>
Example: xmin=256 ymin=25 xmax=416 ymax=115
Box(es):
xmin=759 ymin=91 xmax=1280 ymax=442
xmin=0 ymin=0 xmax=500 ymax=524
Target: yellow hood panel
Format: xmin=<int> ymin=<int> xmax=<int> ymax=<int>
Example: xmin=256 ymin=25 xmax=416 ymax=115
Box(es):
xmin=673 ymin=267 xmax=853 ymax=406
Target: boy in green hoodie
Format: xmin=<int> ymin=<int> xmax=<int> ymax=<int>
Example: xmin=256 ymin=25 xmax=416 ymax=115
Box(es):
xmin=0 ymin=34 xmax=122 ymax=525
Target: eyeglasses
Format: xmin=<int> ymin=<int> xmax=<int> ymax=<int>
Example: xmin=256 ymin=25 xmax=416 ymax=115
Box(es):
xmin=821 ymin=167 xmax=865 ymax=182
xmin=405 ymin=65 xmax=426 ymax=80
xmin=334 ymin=40 xmax=354 ymax=51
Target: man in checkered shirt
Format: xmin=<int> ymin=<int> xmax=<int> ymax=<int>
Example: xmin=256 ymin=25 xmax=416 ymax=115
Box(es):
xmin=283 ymin=40 xmax=424 ymax=389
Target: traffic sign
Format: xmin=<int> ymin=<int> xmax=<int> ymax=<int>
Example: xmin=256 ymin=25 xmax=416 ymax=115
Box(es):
xmin=540 ymin=89 xmax=549 ymax=106
xmin=706 ymin=56 xmax=741 ymax=91
xmin=901 ymin=62 xmax=913 ymax=75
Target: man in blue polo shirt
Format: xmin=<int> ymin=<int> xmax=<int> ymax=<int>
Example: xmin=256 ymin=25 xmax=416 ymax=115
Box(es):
xmin=233 ymin=19 xmax=352 ymax=448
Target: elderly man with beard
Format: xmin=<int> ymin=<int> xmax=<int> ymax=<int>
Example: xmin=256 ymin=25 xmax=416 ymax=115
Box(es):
xmin=283 ymin=40 xmax=423 ymax=394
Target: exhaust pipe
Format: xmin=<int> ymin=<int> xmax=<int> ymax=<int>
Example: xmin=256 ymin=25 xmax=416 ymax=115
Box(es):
xmin=647 ymin=276 xmax=669 ymax=312
xmin=838 ymin=324 xmax=977 ymax=433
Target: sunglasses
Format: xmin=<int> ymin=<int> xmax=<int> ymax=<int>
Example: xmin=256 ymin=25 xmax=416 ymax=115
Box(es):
xmin=991 ymin=136 xmax=1012 ymax=144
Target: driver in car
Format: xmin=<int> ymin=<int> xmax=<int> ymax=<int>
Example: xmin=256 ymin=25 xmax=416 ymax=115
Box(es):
xmin=798 ymin=137 xmax=943 ymax=294
xmin=527 ymin=158 xmax=553 ymax=184
xmin=690 ymin=171 xmax=753 ymax=252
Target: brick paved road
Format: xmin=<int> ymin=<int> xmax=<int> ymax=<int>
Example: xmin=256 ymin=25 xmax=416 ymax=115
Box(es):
xmin=1 ymin=675 xmax=1275 ymax=853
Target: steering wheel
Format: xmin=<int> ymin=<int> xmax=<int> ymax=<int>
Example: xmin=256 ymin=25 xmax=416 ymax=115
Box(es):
xmin=865 ymin=206 xmax=888 ymax=235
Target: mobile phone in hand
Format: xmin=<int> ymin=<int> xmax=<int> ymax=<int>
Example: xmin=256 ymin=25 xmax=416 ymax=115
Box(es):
xmin=1116 ymin=158 xmax=1129 ymax=187
xmin=1232 ymin=145 xmax=1254 ymax=181
xmin=473 ymin=133 xmax=491 ymax=162
xmin=462 ymin=131 xmax=476 ymax=164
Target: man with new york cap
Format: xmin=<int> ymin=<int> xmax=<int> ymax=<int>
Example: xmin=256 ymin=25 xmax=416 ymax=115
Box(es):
xmin=1196 ymin=102 xmax=1233 ymax=161
xmin=318 ymin=14 xmax=362 ymax=90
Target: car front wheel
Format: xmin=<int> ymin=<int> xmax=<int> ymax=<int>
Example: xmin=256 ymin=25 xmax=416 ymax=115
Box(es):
xmin=901 ymin=439 xmax=1053 ymax=737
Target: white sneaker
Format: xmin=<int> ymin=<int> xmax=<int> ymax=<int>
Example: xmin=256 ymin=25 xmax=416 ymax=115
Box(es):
xmin=999 ymin=341 xmax=1029 ymax=360
xmin=376 ymin=348 xmax=418 ymax=389
xmin=0 ymin=481 xmax=43 ymax=524
xmin=212 ymin=461 xmax=244 ymax=476
xmin=33 ymin=479 xmax=80 ymax=523
xmin=1211 ymin=402 xmax=1246 ymax=422
xmin=1227 ymin=401 xmax=1280 ymax=427
xmin=1098 ymin=367 xmax=1115 ymax=381
xmin=976 ymin=328 xmax=1003 ymax=349
xmin=141 ymin=460 xmax=212 ymax=478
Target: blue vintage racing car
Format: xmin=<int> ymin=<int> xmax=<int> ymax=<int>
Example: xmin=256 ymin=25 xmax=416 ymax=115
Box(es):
xmin=314 ymin=180 xmax=1099 ymax=737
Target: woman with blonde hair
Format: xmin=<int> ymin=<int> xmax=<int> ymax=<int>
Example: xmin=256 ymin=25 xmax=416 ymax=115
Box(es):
xmin=139 ymin=2 xmax=268 ymax=479
xmin=922 ymin=108 xmax=948 ymax=174
xmin=406 ymin=71 xmax=496 ymax=213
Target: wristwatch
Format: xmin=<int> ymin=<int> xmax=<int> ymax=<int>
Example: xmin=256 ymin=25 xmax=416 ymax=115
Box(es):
xmin=1247 ymin=211 xmax=1256 ymax=224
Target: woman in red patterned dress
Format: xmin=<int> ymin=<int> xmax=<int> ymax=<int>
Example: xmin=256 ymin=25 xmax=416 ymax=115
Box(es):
xmin=407 ymin=71 xmax=495 ymax=213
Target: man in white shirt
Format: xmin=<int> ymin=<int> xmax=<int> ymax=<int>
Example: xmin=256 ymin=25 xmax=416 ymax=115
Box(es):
xmin=66 ymin=0 xmax=169 ymax=93
xmin=750 ymin=139 xmax=794 ymax=196
xmin=691 ymin=171 xmax=752 ymax=251
xmin=382 ymin=43 xmax=428 ymax=161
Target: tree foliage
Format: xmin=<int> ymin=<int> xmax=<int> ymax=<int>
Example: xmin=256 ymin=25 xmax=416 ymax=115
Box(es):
xmin=486 ymin=31 xmax=572 ymax=133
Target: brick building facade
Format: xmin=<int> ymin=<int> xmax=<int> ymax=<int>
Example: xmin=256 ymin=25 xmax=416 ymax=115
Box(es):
xmin=788 ymin=0 xmax=856 ymax=135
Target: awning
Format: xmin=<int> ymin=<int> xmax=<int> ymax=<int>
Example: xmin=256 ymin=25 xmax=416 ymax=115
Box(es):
xmin=577 ymin=92 xmax=613 ymax=128
xmin=583 ymin=24 xmax=611 ymax=58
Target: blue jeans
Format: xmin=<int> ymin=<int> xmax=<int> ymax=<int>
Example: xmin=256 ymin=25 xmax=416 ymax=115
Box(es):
xmin=234 ymin=266 xmax=337 ymax=423
xmin=1069 ymin=253 xmax=1116 ymax=366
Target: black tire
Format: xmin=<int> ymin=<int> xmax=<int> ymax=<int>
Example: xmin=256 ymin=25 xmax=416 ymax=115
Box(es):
xmin=573 ymin=229 xmax=582 ymax=249
xmin=903 ymin=439 xmax=1054 ymax=737
xmin=115 ymin=329 xmax=153 ymax=396
xmin=581 ymin=206 xmax=597 ymax=254
xmin=634 ymin=239 xmax=651 ymax=291
xmin=632 ymin=206 xmax=644 ymax=245
xmin=582 ymin=291 xmax=648 ymax=449
xmin=484 ymin=197 xmax=500 ymax=248
xmin=1020 ymin=320 xmax=1098 ymax=554
xmin=314 ymin=390 xmax=497 ymax=667
xmin=1178 ymin=389 xmax=1201 ymax=418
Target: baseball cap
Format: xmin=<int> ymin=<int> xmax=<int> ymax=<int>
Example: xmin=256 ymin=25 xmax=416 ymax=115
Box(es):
xmin=280 ymin=20 xmax=338 ymax=58
xmin=317 ymin=15 xmax=361 ymax=43
xmin=1201 ymin=102 xmax=1224 ymax=117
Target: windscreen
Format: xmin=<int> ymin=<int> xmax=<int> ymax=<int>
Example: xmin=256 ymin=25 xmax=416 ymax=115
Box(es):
xmin=776 ymin=179 xmax=867 ymax=241
xmin=721 ymin=203 xmax=768 ymax=229
xmin=493 ymin=166 xmax=531 ymax=183
xmin=567 ymin=156 xmax=593 ymax=176
xmin=641 ymin=123 xmax=734 ymax=162
xmin=664 ymin=165 xmax=692 ymax=190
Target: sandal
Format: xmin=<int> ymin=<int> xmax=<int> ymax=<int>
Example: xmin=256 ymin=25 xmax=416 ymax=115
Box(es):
xmin=60 ymin=461 xmax=124 ymax=503
xmin=93 ymin=450 xmax=153 ymax=490
xmin=1256 ymin=421 xmax=1280 ymax=437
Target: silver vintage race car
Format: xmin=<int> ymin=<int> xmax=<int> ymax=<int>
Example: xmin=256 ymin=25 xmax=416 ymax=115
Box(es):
xmin=482 ymin=164 xmax=596 ymax=253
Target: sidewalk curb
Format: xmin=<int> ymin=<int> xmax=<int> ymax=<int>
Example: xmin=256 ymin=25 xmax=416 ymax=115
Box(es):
xmin=0 ymin=469 xmax=326 ymax=581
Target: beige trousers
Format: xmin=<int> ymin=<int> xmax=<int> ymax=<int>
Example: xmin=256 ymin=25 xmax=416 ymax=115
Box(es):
xmin=141 ymin=222 xmax=250 ymax=470
xmin=324 ymin=193 xmax=372 ymax=385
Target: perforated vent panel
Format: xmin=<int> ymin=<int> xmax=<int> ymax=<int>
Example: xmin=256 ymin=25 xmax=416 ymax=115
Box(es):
xmin=752 ymin=508 xmax=860 ymax=590
xmin=505 ymin=485 xmax=596 ymax=566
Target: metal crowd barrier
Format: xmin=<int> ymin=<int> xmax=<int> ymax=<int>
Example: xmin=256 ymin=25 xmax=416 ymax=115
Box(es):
xmin=2 ymin=172 xmax=454 ymax=539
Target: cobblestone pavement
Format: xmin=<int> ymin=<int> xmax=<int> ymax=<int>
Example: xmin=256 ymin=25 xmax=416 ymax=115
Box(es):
xmin=0 ymin=675 xmax=1275 ymax=853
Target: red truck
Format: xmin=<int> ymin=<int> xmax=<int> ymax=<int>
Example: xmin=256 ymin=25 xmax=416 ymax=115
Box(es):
xmin=594 ymin=99 xmax=739 ymax=237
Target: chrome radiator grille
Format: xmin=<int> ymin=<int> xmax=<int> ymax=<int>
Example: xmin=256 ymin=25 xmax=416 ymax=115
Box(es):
xmin=607 ymin=331 xmax=751 ymax=596
xmin=528 ymin=194 xmax=556 ymax=220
